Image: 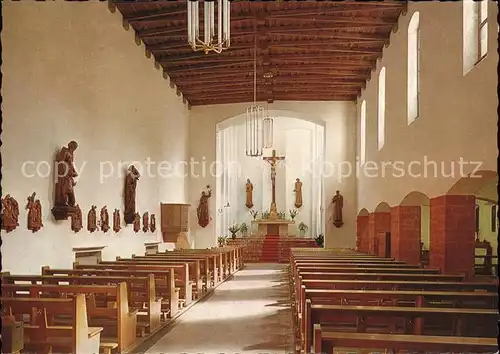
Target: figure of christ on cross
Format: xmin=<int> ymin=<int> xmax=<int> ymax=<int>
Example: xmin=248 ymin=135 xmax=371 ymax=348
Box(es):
xmin=263 ymin=149 xmax=285 ymax=219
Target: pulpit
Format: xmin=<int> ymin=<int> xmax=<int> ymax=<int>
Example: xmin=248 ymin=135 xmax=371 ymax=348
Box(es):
xmin=252 ymin=219 xmax=295 ymax=236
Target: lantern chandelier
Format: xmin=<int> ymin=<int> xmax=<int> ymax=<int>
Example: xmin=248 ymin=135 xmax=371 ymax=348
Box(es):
xmin=245 ymin=36 xmax=273 ymax=157
xmin=187 ymin=0 xmax=231 ymax=54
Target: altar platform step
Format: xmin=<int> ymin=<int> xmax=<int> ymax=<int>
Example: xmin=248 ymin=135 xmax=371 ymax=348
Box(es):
xmin=227 ymin=235 xmax=319 ymax=263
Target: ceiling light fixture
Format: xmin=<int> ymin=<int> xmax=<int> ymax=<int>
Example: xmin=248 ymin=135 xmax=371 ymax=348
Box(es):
xmin=187 ymin=0 xmax=231 ymax=54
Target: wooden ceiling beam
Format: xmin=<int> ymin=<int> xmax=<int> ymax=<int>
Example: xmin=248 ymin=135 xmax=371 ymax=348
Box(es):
xmin=182 ymin=83 xmax=362 ymax=91
xmin=138 ymin=28 xmax=257 ymax=39
xmin=271 ymin=16 xmax=397 ymax=26
xmin=267 ymin=5 xmax=405 ymax=19
xmin=267 ymin=23 xmax=394 ymax=33
xmin=270 ymin=32 xmax=389 ymax=41
xmin=167 ymin=61 xmax=254 ymax=74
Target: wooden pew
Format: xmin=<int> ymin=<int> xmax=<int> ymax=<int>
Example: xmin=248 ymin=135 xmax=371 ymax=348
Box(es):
xmin=74 ymin=263 xmax=192 ymax=306
xmin=1 ymin=295 xmax=103 ymax=354
xmin=300 ymin=278 xmax=498 ymax=292
xmin=300 ymin=287 xmax=498 ymax=345
xmin=149 ymin=251 xmax=221 ymax=284
xmin=2 ymin=282 xmax=136 ymax=352
xmin=116 ymin=256 xmax=204 ymax=299
xmin=312 ymin=324 xmax=498 ymax=354
xmin=39 ymin=267 xmax=178 ymax=319
xmin=304 ymin=299 xmax=499 ymax=353
xmin=298 ymin=271 xmax=464 ymax=282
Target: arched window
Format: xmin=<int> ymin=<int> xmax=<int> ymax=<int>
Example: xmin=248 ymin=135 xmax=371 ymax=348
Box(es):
xmin=407 ymin=12 xmax=420 ymax=124
xmin=378 ymin=67 xmax=386 ymax=150
xmin=360 ymin=100 xmax=367 ymax=164
xmin=463 ymin=0 xmax=488 ymax=74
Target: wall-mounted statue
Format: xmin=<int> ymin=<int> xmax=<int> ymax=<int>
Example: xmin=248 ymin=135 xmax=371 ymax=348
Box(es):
xmin=1 ymin=194 xmax=19 ymax=232
xmin=124 ymin=165 xmax=140 ymax=224
xmin=26 ymin=192 xmax=43 ymax=232
xmin=331 ymin=190 xmax=344 ymax=228
xmin=100 ymin=206 xmax=110 ymax=233
xmin=87 ymin=205 xmax=97 ymax=232
xmin=150 ymin=214 xmax=156 ymax=233
xmin=197 ymin=185 xmax=212 ymax=228
xmin=142 ymin=212 xmax=149 ymax=232
xmin=294 ymin=178 xmax=303 ymax=208
xmin=52 ymin=141 xmax=79 ymax=220
xmin=133 ymin=212 xmax=141 ymax=233
xmin=245 ymin=179 xmax=254 ymax=209
xmin=71 ymin=205 xmax=83 ymax=233
xmin=113 ymin=209 xmax=121 ymax=233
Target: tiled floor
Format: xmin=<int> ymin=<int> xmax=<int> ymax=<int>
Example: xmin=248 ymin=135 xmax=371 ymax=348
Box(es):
xmin=145 ymin=263 xmax=294 ymax=354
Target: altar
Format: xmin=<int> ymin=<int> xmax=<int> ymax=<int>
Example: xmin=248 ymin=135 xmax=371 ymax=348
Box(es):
xmin=252 ymin=219 xmax=295 ymax=236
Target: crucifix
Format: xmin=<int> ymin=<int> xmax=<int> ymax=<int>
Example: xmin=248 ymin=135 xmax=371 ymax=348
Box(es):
xmin=263 ymin=149 xmax=285 ymax=219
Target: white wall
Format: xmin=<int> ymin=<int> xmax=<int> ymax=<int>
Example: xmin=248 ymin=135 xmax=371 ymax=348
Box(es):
xmin=1 ymin=2 xmax=189 ymax=274
xmin=189 ymin=102 xmax=357 ymax=249
xmin=356 ymin=1 xmax=498 ymax=211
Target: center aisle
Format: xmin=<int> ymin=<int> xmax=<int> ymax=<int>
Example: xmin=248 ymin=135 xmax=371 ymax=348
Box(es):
xmin=144 ymin=263 xmax=294 ymax=354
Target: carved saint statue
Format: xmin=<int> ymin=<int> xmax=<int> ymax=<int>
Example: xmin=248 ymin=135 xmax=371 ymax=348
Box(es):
xmin=87 ymin=205 xmax=97 ymax=232
xmin=113 ymin=209 xmax=121 ymax=233
xmin=53 ymin=141 xmax=78 ymax=220
xmin=294 ymin=178 xmax=303 ymax=208
xmin=124 ymin=165 xmax=140 ymax=224
xmin=26 ymin=192 xmax=43 ymax=232
xmin=133 ymin=212 xmax=141 ymax=233
xmin=331 ymin=190 xmax=344 ymax=228
xmin=1 ymin=194 xmax=19 ymax=232
xmin=150 ymin=214 xmax=156 ymax=233
xmin=197 ymin=185 xmax=212 ymax=228
xmin=71 ymin=205 xmax=83 ymax=233
xmin=142 ymin=212 xmax=149 ymax=232
xmin=245 ymin=179 xmax=254 ymax=209
xmin=100 ymin=206 xmax=110 ymax=233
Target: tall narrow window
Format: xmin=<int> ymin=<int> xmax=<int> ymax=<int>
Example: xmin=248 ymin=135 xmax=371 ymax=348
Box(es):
xmin=407 ymin=12 xmax=420 ymax=124
xmin=360 ymin=100 xmax=367 ymax=164
xmin=378 ymin=67 xmax=386 ymax=150
xmin=478 ymin=0 xmax=488 ymax=60
xmin=463 ymin=0 xmax=488 ymax=74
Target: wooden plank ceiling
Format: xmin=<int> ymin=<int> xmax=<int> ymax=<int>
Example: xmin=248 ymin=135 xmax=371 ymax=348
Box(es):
xmin=112 ymin=0 xmax=407 ymax=106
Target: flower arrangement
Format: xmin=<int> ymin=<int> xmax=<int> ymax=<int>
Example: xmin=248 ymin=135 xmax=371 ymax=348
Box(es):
xmin=218 ymin=236 xmax=227 ymax=247
xmin=277 ymin=212 xmax=286 ymax=220
xmin=240 ymin=222 xmax=248 ymax=237
xmin=249 ymin=210 xmax=258 ymax=220
xmin=228 ymin=224 xmax=241 ymax=239
xmin=314 ymin=234 xmax=324 ymax=247
xmin=261 ymin=211 xmax=270 ymax=219
xmin=289 ymin=209 xmax=298 ymax=220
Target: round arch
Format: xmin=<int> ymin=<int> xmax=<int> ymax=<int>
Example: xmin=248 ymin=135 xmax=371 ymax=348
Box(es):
xmin=445 ymin=170 xmax=497 ymax=196
xmin=400 ymin=191 xmax=430 ymax=206
xmin=374 ymin=202 xmax=391 ymax=213
xmin=216 ymin=109 xmax=326 ymax=130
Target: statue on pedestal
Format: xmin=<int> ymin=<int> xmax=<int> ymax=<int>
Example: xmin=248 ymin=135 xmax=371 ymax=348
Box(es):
xmin=294 ymin=178 xmax=303 ymax=208
xmin=245 ymin=179 xmax=254 ymax=209
xmin=197 ymin=185 xmax=212 ymax=228
xmin=52 ymin=141 xmax=79 ymax=220
xmin=124 ymin=165 xmax=140 ymax=224
xmin=331 ymin=190 xmax=344 ymax=228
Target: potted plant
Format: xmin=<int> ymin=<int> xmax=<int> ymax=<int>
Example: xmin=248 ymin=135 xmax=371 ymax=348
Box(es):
xmin=289 ymin=209 xmax=298 ymax=220
xmin=240 ymin=222 xmax=248 ymax=237
xmin=228 ymin=224 xmax=240 ymax=240
xmin=218 ymin=236 xmax=227 ymax=247
xmin=314 ymin=234 xmax=324 ymax=247
xmin=249 ymin=209 xmax=258 ymax=220
xmin=298 ymin=222 xmax=308 ymax=237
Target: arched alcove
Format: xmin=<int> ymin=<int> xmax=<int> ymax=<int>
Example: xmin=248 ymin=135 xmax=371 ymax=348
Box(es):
xmin=215 ymin=114 xmax=326 ymax=239
xmin=400 ymin=191 xmax=431 ymax=263
xmin=374 ymin=202 xmax=391 ymax=213
xmin=358 ymin=208 xmax=369 ymax=216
